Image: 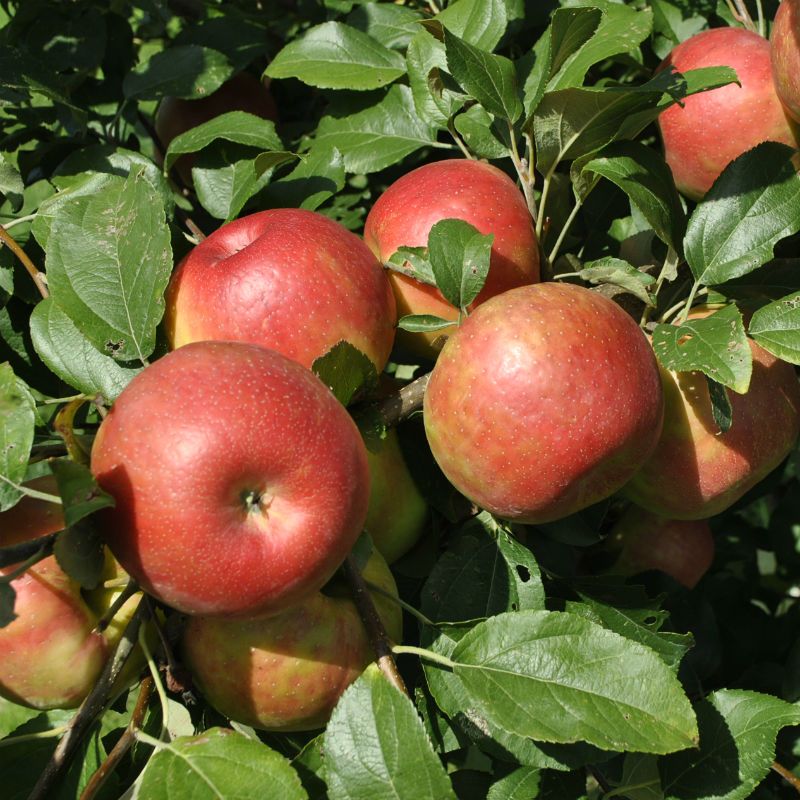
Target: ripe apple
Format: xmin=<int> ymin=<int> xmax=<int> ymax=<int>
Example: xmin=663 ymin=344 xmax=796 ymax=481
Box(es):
xmin=0 ymin=478 xmax=139 ymax=709
xmin=164 ymin=209 xmax=397 ymax=373
xmin=657 ymin=27 xmax=798 ymax=200
xmin=423 ymin=283 xmax=664 ymax=524
xmin=363 ymin=159 xmax=540 ymax=359
xmin=623 ymin=330 xmax=800 ymax=520
xmin=365 ymin=428 xmax=428 ymax=564
xmin=609 ymin=506 xmax=714 ymax=588
xmin=771 ymin=0 xmax=800 ymax=123
xmin=90 ymin=340 xmax=371 ymax=617
xmin=155 ymin=71 xmax=278 ymax=184
xmin=182 ymin=549 xmax=402 ymax=732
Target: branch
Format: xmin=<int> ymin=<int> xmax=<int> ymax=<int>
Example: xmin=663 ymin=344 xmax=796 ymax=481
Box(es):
xmin=0 ymin=224 xmax=48 ymax=299
xmin=0 ymin=535 xmax=57 ymax=570
xmin=27 ymin=598 xmax=146 ymax=800
xmin=372 ymin=372 xmax=431 ymax=429
xmin=343 ymin=555 xmax=408 ymax=696
xmin=772 ymin=761 xmax=800 ymax=794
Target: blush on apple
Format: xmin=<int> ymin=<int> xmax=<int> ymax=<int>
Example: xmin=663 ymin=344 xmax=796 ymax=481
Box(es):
xmin=363 ymin=159 xmax=540 ymax=359
xmin=90 ymin=340 xmax=371 ymax=618
xmin=165 ymin=209 xmax=397 ymax=373
xmin=423 ymin=283 xmax=664 ymax=524
xmin=609 ymin=506 xmax=714 ymax=589
xmin=657 ymin=27 xmax=798 ymax=201
xmin=182 ymin=549 xmax=402 ymax=732
xmin=771 ymin=0 xmax=800 ymax=123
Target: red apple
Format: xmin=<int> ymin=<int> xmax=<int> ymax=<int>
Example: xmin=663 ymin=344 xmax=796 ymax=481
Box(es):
xmin=90 ymin=340 xmax=371 ymax=617
xmin=423 ymin=283 xmax=664 ymax=524
xmin=155 ymin=71 xmax=278 ymax=184
xmin=0 ymin=478 xmax=139 ymax=709
xmin=657 ymin=27 xmax=797 ymax=201
xmin=363 ymin=159 xmax=540 ymax=359
xmin=771 ymin=0 xmax=800 ymax=123
xmin=365 ymin=428 xmax=428 ymax=564
xmin=623 ymin=333 xmax=800 ymax=519
xmin=609 ymin=507 xmax=714 ymax=588
xmin=182 ymin=549 xmax=402 ymax=732
xmin=164 ymin=209 xmax=397 ymax=373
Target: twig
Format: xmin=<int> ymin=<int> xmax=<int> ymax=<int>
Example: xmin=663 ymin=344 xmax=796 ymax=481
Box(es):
xmin=447 ymin=118 xmax=474 ymax=160
xmin=0 ymin=546 xmax=53 ymax=584
xmin=507 ymin=121 xmax=537 ymax=224
xmin=27 ymin=598 xmax=146 ymax=800
xmin=78 ymin=677 xmax=154 ymax=800
xmin=0 ymin=534 xmax=58 ymax=569
xmin=772 ymin=761 xmax=800 ymax=794
xmin=587 ymin=764 xmax=613 ymax=795
xmin=371 ymin=372 xmax=431 ymax=428
xmin=343 ymin=555 xmax=408 ymax=695
xmin=94 ymin=579 xmax=140 ymax=633
xmin=0 ymin=224 xmax=48 ymax=299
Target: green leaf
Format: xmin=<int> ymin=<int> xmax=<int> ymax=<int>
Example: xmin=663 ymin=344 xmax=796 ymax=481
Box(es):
xmin=428 ymin=219 xmax=493 ymax=310
xmin=684 ymin=143 xmax=800 ymax=286
xmin=435 ymin=0 xmax=509 ymax=51
xmin=311 ymin=341 xmax=379 ymax=407
xmin=712 ymin=259 xmax=800 ymax=304
xmin=45 ymin=171 xmax=172 ymax=364
xmin=453 ymin=106 xmax=509 ymax=159
xmin=387 ymin=247 xmax=436 ymax=286
xmin=522 ymin=6 xmax=603 ymax=118
xmin=0 ymin=46 xmax=81 ymax=112
xmin=617 ymin=753 xmax=663 ymax=799
xmin=174 ymin=15 xmax=269 ymax=72
xmin=576 ymin=257 xmax=655 ymax=306
xmin=138 ymin=728 xmax=307 ymax=800
xmin=397 ymin=315 xmax=457 ymax=333
xmin=29 ymin=299 xmax=142 ymax=402
xmin=660 ymin=690 xmax=800 ymax=800
xmin=577 ymin=142 xmax=685 ymax=253
xmin=347 ymin=4 xmax=424 ymax=51
xmin=0 ymin=156 xmax=23 ymax=211
xmin=0 ymin=583 xmax=16 ymax=628
xmin=123 ymin=44 xmax=233 ymax=100
xmin=265 ymin=22 xmax=406 ymax=91
xmin=652 ymin=305 xmax=752 ymax=393
xmin=0 ymin=698 xmax=40 ymax=740
xmin=488 ymin=767 xmax=542 ymax=800
xmin=49 ymin=459 xmax=115 ymax=529
xmin=0 ymin=364 xmax=35 ymax=511
xmin=748 ymin=291 xmax=800 ymax=365
xmin=325 ymin=666 xmax=456 ymax=800
xmin=440 ymin=24 xmax=522 ymax=123
xmin=406 ymin=30 xmax=461 ymax=128
xmin=451 ymin=610 xmax=699 ymax=754
xmin=314 ymin=85 xmax=443 ymax=174
xmin=706 ymin=376 xmax=733 ymax=434
xmin=53 ymin=521 xmax=105 ymax=590
xmin=261 ymin=144 xmax=346 ymax=211
xmin=164 ymin=111 xmax=282 ymax=173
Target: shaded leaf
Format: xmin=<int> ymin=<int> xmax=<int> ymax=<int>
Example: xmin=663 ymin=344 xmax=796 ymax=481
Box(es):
xmin=747 ymin=290 xmax=800 ymax=365
xmin=49 ymin=459 xmax=114 ymax=529
xmin=312 ymin=341 xmax=378 ymax=407
xmin=576 ymin=257 xmax=655 ymax=306
xmin=0 ymin=365 xmax=35 ymax=512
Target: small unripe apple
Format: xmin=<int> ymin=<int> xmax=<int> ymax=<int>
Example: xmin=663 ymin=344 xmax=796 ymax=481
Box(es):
xmin=165 ymin=209 xmax=397 ymax=373
xmin=91 ymin=341 xmax=371 ymax=618
xmin=363 ymin=159 xmax=540 ymax=359
xmin=155 ymin=71 xmax=278 ymax=184
xmin=182 ymin=550 xmax=402 ymax=732
xmin=657 ymin=27 xmax=797 ymax=200
xmin=423 ymin=283 xmax=664 ymax=524
xmin=0 ymin=479 xmax=139 ymax=709
xmin=365 ymin=429 xmax=428 ymax=564
xmin=771 ymin=0 xmax=800 ymax=123
xmin=609 ymin=507 xmax=714 ymax=588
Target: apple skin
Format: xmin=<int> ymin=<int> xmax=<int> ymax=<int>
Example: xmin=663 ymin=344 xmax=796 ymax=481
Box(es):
xmin=90 ymin=340 xmax=371 ymax=618
xmin=365 ymin=429 xmax=428 ymax=564
xmin=155 ymin=71 xmax=278 ymax=184
xmin=657 ymin=27 xmax=797 ymax=201
xmin=771 ymin=0 xmax=800 ymax=123
xmin=164 ymin=209 xmax=397 ymax=373
xmin=623 ymin=338 xmax=800 ymax=520
xmin=363 ymin=159 xmax=540 ymax=359
xmin=0 ymin=479 xmax=137 ymax=709
xmin=423 ymin=283 xmax=664 ymax=524
xmin=182 ymin=550 xmax=402 ymax=732
xmin=610 ymin=507 xmax=714 ymax=589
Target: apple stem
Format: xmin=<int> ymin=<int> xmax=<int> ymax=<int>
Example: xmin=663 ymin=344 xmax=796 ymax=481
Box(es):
xmin=27 ymin=597 xmax=147 ymax=800
xmin=78 ymin=677 xmax=154 ymax=800
xmin=0 ymin=223 xmax=48 ymax=300
xmin=772 ymin=761 xmax=800 ymax=794
xmin=343 ymin=555 xmax=409 ymax=696
xmin=392 ymin=645 xmax=456 ymax=670
xmin=363 ymin=579 xmax=438 ymax=628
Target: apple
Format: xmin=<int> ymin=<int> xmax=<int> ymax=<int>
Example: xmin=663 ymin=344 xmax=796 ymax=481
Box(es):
xmin=155 ymin=71 xmax=278 ymax=184
xmin=182 ymin=549 xmax=402 ymax=732
xmin=771 ymin=0 xmax=800 ymax=123
xmin=423 ymin=283 xmax=664 ymax=524
xmin=623 ymin=330 xmax=800 ymax=520
xmin=609 ymin=506 xmax=714 ymax=589
xmin=365 ymin=428 xmax=429 ymax=564
xmin=90 ymin=340 xmax=371 ymax=618
xmin=657 ymin=27 xmax=798 ymax=201
xmin=164 ymin=209 xmax=397 ymax=373
xmin=363 ymin=159 xmax=540 ymax=359
xmin=0 ymin=478 xmax=139 ymax=709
